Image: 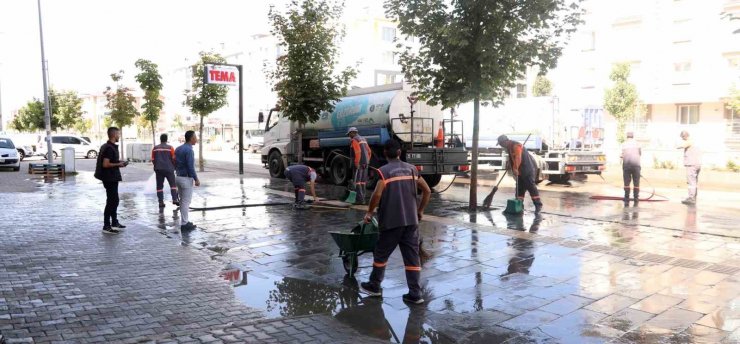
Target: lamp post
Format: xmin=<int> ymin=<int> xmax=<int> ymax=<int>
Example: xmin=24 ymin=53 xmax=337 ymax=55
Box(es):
xmin=37 ymin=0 xmax=53 ymax=164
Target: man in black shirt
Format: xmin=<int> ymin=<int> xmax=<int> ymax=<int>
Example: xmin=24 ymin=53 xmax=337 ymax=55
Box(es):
xmin=95 ymin=127 xmax=128 ymax=234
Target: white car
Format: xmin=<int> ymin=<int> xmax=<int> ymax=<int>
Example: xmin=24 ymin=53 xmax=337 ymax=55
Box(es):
xmin=0 ymin=136 xmax=21 ymax=171
xmin=38 ymin=134 xmax=99 ymax=160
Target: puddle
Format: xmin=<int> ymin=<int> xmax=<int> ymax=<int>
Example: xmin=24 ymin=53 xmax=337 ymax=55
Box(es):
xmin=225 ymin=268 xmax=455 ymax=343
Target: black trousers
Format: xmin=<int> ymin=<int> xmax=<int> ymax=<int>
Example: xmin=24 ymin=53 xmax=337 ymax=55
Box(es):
xmin=623 ymin=165 xmax=641 ymax=199
xmin=155 ymin=170 xmax=178 ymax=203
xmin=516 ymin=173 xmax=541 ymax=204
xmin=369 ymin=225 xmax=422 ymax=297
xmin=103 ymin=181 xmax=119 ymax=226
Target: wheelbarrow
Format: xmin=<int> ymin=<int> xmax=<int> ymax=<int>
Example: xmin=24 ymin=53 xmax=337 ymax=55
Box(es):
xmin=329 ymin=217 xmax=379 ymax=278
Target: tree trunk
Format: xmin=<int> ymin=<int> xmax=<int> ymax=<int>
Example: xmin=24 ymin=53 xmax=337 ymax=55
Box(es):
xmin=151 ymin=120 xmax=156 ymax=146
xmin=297 ymin=122 xmax=304 ymax=164
xmin=617 ymin=120 xmax=626 ymax=144
xmin=199 ymin=115 xmax=205 ymax=172
xmin=120 ymin=129 xmax=125 ymax=161
xmin=469 ymin=98 xmax=480 ymax=211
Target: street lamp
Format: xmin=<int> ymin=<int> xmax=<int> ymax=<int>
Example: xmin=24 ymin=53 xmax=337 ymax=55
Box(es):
xmin=37 ymin=0 xmax=53 ymax=164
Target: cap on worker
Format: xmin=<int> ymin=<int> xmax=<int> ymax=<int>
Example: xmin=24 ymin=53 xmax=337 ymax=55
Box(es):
xmin=309 ymin=170 xmax=317 ymax=182
xmin=346 ymin=127 xmax=358 ymax=135
xmin=626 ymin=131 xmax=634 ymax=138
xmin=497 ymin=135 xmax=509 ymax=146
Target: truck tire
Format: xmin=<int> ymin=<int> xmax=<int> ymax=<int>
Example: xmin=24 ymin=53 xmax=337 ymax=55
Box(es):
xmin=548 ymin=173 xmax=570 ymax=184
xmin=330 ymin=155 xmax=351 ymax=185
xmin=422 ymin=174 xmax=443 ymax=188
xmin=268 ymin=150 xmax=285 ymax=178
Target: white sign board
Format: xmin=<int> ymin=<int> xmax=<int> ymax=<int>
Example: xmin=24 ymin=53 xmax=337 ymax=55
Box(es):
xmin=204 ymin=64 xmax=239 ymax=86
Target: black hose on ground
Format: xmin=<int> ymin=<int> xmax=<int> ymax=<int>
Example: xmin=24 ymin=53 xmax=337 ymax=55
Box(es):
xmin=589 ymin=174 xmax=669 ymax=202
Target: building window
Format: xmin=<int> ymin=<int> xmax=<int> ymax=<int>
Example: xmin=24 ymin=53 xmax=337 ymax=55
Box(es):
xmin=676 ymin=104 xmax=700 ymax=125
xmin=382 ymin=51 xmax=396 ymax=65
xmin=727 ymin=106 xmax=740 ymax=136
xmin=673 ymin=61 xmax=692 ymax=72
xmin=382 ymin=27 xmax=396 ymax=42
xmin=581 ymin=31 xmax=595 ymax=52
xmin=516 ymin=84 xmax=527 ymax=98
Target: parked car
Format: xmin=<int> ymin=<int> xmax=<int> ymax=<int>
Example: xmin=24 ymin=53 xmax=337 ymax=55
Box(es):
xmin=234 ymin=130 xmax=264 ymax=153
xmin=0 ymin=136 xmax=21 ymax=171
xmin=15 ymin=144 xmax=35 ymax=161
xmin=38 ymin=134 xmax=99 ymax=160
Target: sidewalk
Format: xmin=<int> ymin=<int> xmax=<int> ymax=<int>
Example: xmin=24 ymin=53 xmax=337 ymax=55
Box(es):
xmin=0 ymin=179 xmax=385 ymax=343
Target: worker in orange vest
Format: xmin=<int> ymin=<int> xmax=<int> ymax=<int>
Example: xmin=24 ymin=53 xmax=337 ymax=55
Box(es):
xmin=348 ymin=127 xmax=371 ymax=205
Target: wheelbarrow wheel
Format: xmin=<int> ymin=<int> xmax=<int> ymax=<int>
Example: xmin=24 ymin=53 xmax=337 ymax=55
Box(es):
xmin=342 ymin=254 xmax=358 ymax=276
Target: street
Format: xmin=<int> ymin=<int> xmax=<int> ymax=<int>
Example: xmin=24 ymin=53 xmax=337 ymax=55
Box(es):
xmin=0 ymin=155 xmax=738 ymax=343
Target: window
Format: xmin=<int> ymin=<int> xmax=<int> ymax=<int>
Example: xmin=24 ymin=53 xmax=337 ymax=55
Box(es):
xmin=382 ymin=51 xmax=396 ymax=65
xmin=51 ymin=137 xmax=65 ymax=144
xmin=382 ymin=27 xmax=396 ymax=42
xmin=673 ymin=61 xmax=692 ymax=72
xmin=581 ymin=31 xmax=595 ymax=52
xmin=68 ymin=137 xmax=82 ymax=145
xmin=727 ymin=106 xmax=740 ymax=136
xmin=0 ymin=138 xmax=14 ymax=149
xmin=676 ymin=104 xmax=700 ymax=124
xmin=267 ymin=111 xmax=280 ymax=130
xmin=516 ymin=84 xmax=527 ymax=98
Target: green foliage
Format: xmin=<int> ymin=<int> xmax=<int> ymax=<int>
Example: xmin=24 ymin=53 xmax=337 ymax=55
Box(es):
xmin=105 ymin=71 xmax=139 ymax=129
xmin=184 ymin=52 xmax=229 ymax=117
xmin=728 ymin=85 xmax=740 ymax=114
xmin=386 ymin=0 xmax=583 ymax=208
xmin=604 ymin=63 xmax=639 ymax=143
xmin=10 ymin=89 xmax=83 ymax=132
xmin=652 ymin=156 xmax=675 ymax=170
xmin=727 ymin=160 xmax=739 ymax=173
xmin=532 ymin=75 xmax=553 ymax=97
xmin=74 ymin=118 xmax=93 ymax=135
xmin=267 ymin=0 xmax=357 ymax=125
xmin=135 ymin=59 xmax=164 ymax=144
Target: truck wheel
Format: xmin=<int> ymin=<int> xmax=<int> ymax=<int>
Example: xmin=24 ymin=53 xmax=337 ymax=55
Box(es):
xmin=548 ymin=174 xmax=570 ymax=184
xmin=535 ymin=168 xmax=544 ymax=184
xmin=330 ymin=155 xmax=351 ymax=185
xmin=268 ymin=151 xmax=285 ymax=178
xmin=422 ymin=174 xmax=443 ymax=188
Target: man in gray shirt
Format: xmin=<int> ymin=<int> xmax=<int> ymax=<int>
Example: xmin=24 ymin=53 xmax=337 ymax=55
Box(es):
xmin=620 ymin=132 xmax=641 ymax=205
xmin=676 ymin=131 xmax=702 ymax=205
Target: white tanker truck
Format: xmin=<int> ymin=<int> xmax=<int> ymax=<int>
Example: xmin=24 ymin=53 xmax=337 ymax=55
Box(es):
xmin=259 ymin=83 xmax=469 ymax=188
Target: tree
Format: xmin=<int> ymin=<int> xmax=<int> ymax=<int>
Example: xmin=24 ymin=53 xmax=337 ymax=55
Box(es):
xmin=386 ymin=0 xmax=583 ymax=210
xmin=185 ymin=51 xmax=229 ymax=172
xmin=74 ymin=118 xmax=93 ymax=136
xmin=135 ymin=59 xmax=164 ymax=145
xmin=54 ymin=90 xmax=84 ymax=131
xmin=267 ymin=0 xmax=357 ymax=162
xmin=105 ymin=71 xmax=139 ymax=159
xmin=728 ymin=85 xmax=740 ymax=116
xmin=603 ymin=63 xmax=639 ymax=143
xmin=10 ymin=89 xmax=83 ymax=132
xmin=532 ymin=75 xmax=553 ymax=97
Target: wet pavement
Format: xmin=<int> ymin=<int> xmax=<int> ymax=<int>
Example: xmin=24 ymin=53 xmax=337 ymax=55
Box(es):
xmin=1 ymin=161 xmax=739 ymax=343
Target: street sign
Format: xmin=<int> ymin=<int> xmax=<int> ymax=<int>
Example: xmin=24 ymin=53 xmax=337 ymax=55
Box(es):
xmin=204 ymin=64 xmax=239 ymax=86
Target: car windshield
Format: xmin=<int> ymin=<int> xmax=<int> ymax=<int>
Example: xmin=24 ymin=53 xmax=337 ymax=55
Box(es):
xmin=0 ymin=138 xmax=15 ymax=149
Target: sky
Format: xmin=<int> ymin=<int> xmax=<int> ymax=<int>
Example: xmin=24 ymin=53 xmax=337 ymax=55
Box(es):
xmin=0 ymin=0 xmax=293 ymax=116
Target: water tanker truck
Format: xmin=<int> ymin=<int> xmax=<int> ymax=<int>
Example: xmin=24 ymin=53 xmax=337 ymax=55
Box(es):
xmin=259 ymin=83 xmax=469 ymax=188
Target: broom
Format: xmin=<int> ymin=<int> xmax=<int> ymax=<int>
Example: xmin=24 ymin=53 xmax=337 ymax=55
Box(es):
xmin=481 ymin=133 xmax=532 ymax=210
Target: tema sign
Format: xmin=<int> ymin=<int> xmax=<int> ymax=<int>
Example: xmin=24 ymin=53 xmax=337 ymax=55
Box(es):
xmin=204 ymin=64 xmax=239 ymax=86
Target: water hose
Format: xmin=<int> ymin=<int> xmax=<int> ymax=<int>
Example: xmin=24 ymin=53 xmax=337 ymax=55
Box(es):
xmin=190 ymin=203 xmax=292 ymax=211
xmin=589 ymin=174 xmax=669 ymax=202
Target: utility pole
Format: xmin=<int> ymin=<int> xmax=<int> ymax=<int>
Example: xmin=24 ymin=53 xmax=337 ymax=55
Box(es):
xmin=37 ymin=0 xmax=53 ymax=164
xmin=0 ymin=63 xmax=4 ymax=132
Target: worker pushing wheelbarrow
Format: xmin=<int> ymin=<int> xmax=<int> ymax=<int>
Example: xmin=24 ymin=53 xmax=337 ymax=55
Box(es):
xmin=329 ymin=139 xmax=432 ymax=305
